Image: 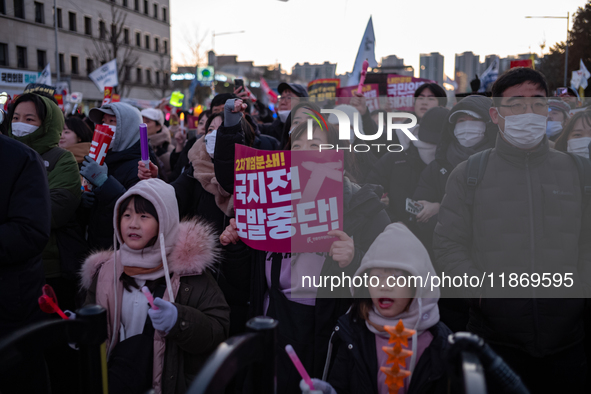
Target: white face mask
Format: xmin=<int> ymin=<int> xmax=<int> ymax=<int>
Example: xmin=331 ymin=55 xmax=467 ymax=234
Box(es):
xmin=567 ymin=137 xmax=591 ymax=159
xmin=278 ymin=110 xmax=291 ymax=123
xmin=454 ymin=121 xmax=486 ymax=148
xmin=204 ymin=129 xmax=217 ymax=158
xmin=546 ymin=121 xmax=563 ymax=138
xmin=11 ymin=122 xmax=39 ymax=137
xmin=497 ymin=111 xmax=547 ymax=149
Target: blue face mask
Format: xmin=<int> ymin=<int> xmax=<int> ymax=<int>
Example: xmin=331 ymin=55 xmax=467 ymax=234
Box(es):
xmin=546 ymin=121 xmax=563 ymax=137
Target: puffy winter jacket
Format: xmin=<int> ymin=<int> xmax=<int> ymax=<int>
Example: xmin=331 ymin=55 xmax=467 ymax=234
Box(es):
xmin=327 ymin=314 xmax=451 ymax=394
xmin=433 ymin=134 xmax=591 ymax=356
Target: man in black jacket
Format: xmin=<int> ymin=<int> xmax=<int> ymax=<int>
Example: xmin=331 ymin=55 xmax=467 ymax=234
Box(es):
xmin=0 ymin=135 xmax=51 ymax=392
xmin=433 ymin=67 xmax=591 ymax=392
xmin=259 ymin=83 xmax=308 ymax=143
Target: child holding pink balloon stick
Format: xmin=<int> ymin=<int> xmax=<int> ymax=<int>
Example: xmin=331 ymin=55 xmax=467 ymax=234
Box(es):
xmin=81 ymin=178 xmax=230 ymax=394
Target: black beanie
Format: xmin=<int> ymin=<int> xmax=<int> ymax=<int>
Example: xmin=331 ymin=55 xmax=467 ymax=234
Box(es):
xmin=418 ymin=107 xmax=450 ymax=145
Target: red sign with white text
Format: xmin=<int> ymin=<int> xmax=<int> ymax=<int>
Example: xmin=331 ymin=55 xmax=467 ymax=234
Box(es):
xmin=234 ymin=145 xmax=344 ymax=253
xmin=336 ymin=84 xmax=380 ymax=112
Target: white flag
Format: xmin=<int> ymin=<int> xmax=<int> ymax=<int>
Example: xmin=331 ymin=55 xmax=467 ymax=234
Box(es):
xmin=572 ymin=70 xmax=583 ymax=90
xmin=348 ymin=17 xmax=378 ymax=86
xmin=579 ymin=59 xmax=590 ymax=90
xmin=89 ymin=59 xmax=119 ymax=92
xmin=37 ymin=63 xmax=52 ymax=85
xmin=478 ymin=57 xmax=499 ymax=93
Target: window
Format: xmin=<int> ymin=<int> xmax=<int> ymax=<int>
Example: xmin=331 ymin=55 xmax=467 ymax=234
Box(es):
xmin=84 ymin=17 xmax=92 ymax=35
xmin=146 ymin=69 xmax=151 ymax=83
xmin=153 ymin=4 xmax=157 ymax=18
xmin=14 ymin=0 xmax=24 ymax=19
xmin=0 ymin=0 xmax=5 ymax=15
xmin=144 ymin=0 xmax=148 ymax=14
xmin=135 ymin=32 xmax=141 ymax=46
xmin=99 ymin=21 xmax=106 ymax=39
xmin=16 ymin=46 xmax=27 ymax=68
xmin=155 ymin=71 xmax=160 ymax=85
xmin=111 ymin=24 xmax=116 ymax=39
xmin=34 ymin=2 xmax=44 ymax=24
xmin=71 ymin=56 xmax=79 ymax=75
xmin=134 ymin=0 xmax=139 ymax=11
xmin=124 ymin=65 xmax=130 ymax=80
xmin=162 ymin=7 xmax=166 ymax=22
xmin=37 ymin=50 xmax=46 ymax=70
xmin=123 ymin=0 xmax=128 ymax=6
xmin=68 ymin=12 xmax=76 ymax=32
xmin=0 ymin=43 xmax=8 ymax=66
xmin=163 ymin=40 xmax=168 ymax=54
xmin=59 ymin=53 xmax=64 ymax=73
xmin=86 ymin=58 xmax=94 ymax=75
xmin=136 ymin=67 xmax=142 ymax=82
xmin=123 ymin=28 xmax=129 ymax=44
xmin=145 ymin=35 xmax=150 ymax=50
xmin=164 ymin=72 xmax=168 ymax=86
xmin=154 ymin=37 xmax=159 ymax=52
xmin=56 ymin=8 xmax=62 ymax=28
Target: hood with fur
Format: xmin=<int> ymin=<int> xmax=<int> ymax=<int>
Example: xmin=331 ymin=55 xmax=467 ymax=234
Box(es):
xmin=80 ymin=218 xmax=220 ymax=290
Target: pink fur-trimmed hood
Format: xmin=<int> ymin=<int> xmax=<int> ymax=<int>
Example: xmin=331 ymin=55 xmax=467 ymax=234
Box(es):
xmin=80 ymin=219 xmax=220 ymax=288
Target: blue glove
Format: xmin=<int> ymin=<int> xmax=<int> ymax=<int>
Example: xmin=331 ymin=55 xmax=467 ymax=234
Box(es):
xmin=80 ymin=192 xmax=95 ymax=209
xmin=148 ymin=297 xmax=178 ymax=334
xmin=80 ymin=156 xmax=108 ymax=188
xmin=300 ymin=379 xmax=337 ymax=394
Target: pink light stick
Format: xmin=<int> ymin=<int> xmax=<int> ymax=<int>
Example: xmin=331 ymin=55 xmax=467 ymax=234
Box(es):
xmin=357 ymin=59 xmax=369 ymax=94
xmin=285 ymin=345 xmax=314 ymax=390
xmin=141 ymin=286 xmax=158 ymax=310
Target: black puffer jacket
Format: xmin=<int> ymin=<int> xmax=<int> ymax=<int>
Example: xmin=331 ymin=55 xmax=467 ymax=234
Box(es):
xmin=365 ymin=144 xmax=425 ymax=225
xmin=412 ymin=95 xmax=497 ymax=251
xmin=327 ymin=314 xmax=451 ymax=394
xmin=433 ymin=134 xmax=591 ymax=356
xmin=0 ymin=136 xmax=50 ymax=338
xmin=86 ymin=140 xmax=158 ymax=250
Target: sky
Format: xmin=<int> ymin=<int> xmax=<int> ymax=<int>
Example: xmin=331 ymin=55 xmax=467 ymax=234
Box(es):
xmin=170 ymin=0 xmax=588 ymax=79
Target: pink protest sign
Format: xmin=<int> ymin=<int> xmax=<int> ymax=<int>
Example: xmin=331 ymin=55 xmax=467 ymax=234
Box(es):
xmin=386 ymin=74 xmax=436 ymax=111
xmin=336 ymin=84 xmax=380 ymax=112
xmin=234 ymin=145 xmax=344 ymax=253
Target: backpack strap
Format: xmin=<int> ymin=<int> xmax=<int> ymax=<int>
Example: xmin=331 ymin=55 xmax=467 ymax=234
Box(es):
xmin=40 ymin=147 xmax=68 ymax=173
xmin=465 ymin=148 xmax=492 ymax=206
xmin=567 ymin=152 xmax=591 ymax=209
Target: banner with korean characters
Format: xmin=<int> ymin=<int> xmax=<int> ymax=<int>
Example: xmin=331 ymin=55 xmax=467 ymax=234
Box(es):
xmin=336 ymin=84 xmax=380 ymax=112
xmin=234 ymin=145 xmax=344 ymax=253
xmin=386 ymin=74 xmax=436 ymax=111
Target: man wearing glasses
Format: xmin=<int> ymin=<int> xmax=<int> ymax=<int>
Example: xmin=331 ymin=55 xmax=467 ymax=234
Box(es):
xmin=259 ymin=82 xmax=308 ymax=143
xmin=433 ymin=67 xmax=591 ymax=392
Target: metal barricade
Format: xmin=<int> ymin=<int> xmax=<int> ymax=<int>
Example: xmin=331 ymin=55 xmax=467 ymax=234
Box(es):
xmin=187 ymin=316 xmax=278 ymax=394
xmin=0 ymin=304 xmax=108 ymax=394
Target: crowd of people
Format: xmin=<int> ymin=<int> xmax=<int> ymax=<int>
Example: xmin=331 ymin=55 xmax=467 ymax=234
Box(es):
xmin=1 ymin=66 xmax=591 ymax=393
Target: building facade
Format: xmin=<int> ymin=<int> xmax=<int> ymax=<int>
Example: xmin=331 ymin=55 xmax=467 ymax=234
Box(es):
xmin=0 ymin=0 xmax=171 ymax=103
xmin=419 ymin=52 xmax=444 ymax=85
xmin=292 ymin=61 xmax=336 ymax=84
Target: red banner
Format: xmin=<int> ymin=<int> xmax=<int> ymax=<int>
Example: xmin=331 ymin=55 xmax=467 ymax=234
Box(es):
xmin=510 ymin=60 xmax=533 ymax=69
xmin=336 ymin=84 xmax=380 ymax=112
xmin=234 ymin=145 xmax=344 ymax=253
xmin=260 ymin=77 xmax=278 ymax=104
xmin=386 ymin=74 xmax=436 ymax=111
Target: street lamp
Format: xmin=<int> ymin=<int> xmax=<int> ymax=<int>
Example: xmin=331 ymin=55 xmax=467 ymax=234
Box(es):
xmin=525 ymin=13 xmax=570 ymax=86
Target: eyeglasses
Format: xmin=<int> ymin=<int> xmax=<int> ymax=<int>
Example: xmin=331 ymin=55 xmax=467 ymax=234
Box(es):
xmin=498 ymin=101 xmax=548 ymax=116
xmin=278 ymin=93 xmax=297 ymax=101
